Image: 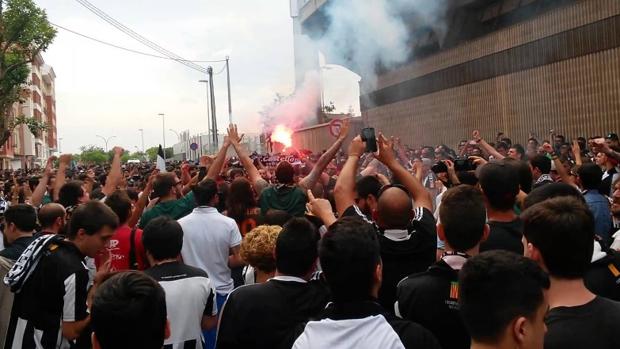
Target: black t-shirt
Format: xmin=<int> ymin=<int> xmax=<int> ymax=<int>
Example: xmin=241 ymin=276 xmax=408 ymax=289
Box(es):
xmin=545 ymin=296 xmax=620 ymax=349
xmin=6 ymin=240 xmax=89 ymax=349
xmin=0 ymin=235 xmax=36 ymax=261
xmin=479 ymin=218 xmax=523 ymax=254
xmin=585 ymin=251 xmax=620 ymax=302
xmin=342 ymin=205 xmax=437 ymax=314
xmin=216 ymin=276 xmax=330 ymax=349
xmin=396 ymin=257 xmax=470 ymax=349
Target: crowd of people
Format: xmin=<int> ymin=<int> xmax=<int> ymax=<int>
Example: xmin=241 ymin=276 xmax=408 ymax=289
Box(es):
xmin=1 ymin=119 xmax=620 ymax=349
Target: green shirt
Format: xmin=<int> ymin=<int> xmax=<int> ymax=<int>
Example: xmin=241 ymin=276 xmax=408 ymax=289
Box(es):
xmin=139 ymin=192 xmax=196 ymax=228
xmin=258 ymin=185 xmax=307 ymax=217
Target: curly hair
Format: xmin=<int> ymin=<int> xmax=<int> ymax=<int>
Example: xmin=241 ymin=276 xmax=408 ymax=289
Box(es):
xmin=240 ymin=225 xmax=282 ymax=273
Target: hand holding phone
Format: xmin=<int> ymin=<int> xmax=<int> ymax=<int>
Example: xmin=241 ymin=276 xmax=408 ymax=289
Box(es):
xmin=360 ymin=128 xmax=377 ymax=153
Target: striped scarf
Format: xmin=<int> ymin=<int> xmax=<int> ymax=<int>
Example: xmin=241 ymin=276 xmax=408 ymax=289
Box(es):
xmin=3 ymin=234 xmax=64 ymax=293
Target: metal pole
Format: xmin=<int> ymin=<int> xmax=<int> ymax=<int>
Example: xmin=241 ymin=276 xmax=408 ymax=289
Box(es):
xmin=139 ymin=129 xmax=145 ymax=153
xmin=226 ymin=56 xmax=232 ymax=124
xmin=158 ymin=113 xmax=166 ymax=160
xmin=199 ymin=80 xmax=211 ymax=153
xmin=58 ymin=138 xmax=63 ymax=153
xmin=207 ymin=67 xmax=218 ymax=148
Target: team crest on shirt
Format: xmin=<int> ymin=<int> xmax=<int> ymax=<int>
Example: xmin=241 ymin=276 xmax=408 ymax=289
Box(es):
xmin=445 ymin=282 xmax=460 ymax=310
xmin=450 ymin=281 xmax=459 ymax=300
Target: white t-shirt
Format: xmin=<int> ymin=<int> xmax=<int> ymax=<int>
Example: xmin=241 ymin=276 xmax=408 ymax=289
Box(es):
xmin=179 ymin=206 xmax=242 ymax=294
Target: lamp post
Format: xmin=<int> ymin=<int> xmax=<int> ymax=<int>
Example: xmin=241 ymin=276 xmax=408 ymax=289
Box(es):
xmin=157 ymin=113 xmax=166 ymax=160
xmin=95 ymin=135 xmax=116 ymax=152
xmin=138 ymin=128 xmax=145 ymax=153
xmin=58 ymin=137 xmax=63 ymax=154
xmin=169 ymin=128 xmax=180 ymax=141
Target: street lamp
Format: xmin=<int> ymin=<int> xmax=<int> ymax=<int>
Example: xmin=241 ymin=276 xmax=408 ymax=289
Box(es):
xmin=169 ymin=128 xmax=180 ymax=141
xmin=96 ymin=135 xmax=116 ymax=152
xmin=138 ymin=128 xmax=145 ymax=153
xmin=157 ymin=113 xmax=166 ymax=160
xmin=58 ymin=137 xmax=63 ymax=153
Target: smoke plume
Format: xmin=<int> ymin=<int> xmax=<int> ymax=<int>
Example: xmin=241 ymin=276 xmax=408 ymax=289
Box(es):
xmin=260 ymin=0 xmax=451 ymax=132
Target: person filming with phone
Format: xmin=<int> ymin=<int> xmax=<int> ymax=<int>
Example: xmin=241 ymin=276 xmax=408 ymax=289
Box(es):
xmin=334 ymin=128 xmax=437 ymax=315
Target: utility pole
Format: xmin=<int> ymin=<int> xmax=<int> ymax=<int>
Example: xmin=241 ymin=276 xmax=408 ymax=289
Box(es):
xmin=207 ymin=66 xmax=218 ymax=148
xmin=158 ymin=113 xmax=166 ymax=160
xmin=226 ymin=56 xmax=232 ymax=124
xmin=138 ymin=129 xmax=145 ymax=153
xmin=198 ymin=79 xmax=211 ymax=153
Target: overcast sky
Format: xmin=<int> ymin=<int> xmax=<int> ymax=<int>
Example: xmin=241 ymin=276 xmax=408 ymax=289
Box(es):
xmin=35 ymin=0 xmax=360 ymax=154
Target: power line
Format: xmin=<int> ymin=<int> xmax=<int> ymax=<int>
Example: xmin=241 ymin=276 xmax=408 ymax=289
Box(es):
xmin=73 ymin=0 xmax=209 ymax=74
xmin=51 ymin=22 xmax=227 ymax=63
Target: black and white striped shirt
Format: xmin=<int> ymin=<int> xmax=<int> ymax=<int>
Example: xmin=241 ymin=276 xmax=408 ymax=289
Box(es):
xmin=145 ymin=261 xmax=217 ymax=349
xmin=5 ymin=240 xmax=89 ymax=349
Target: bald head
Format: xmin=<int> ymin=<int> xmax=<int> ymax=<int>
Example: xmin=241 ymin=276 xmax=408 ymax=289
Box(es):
xmin=377 ymin=187 xmax=413 ymax=229
xmin=38 ymin=203 xmax=66 ymax=233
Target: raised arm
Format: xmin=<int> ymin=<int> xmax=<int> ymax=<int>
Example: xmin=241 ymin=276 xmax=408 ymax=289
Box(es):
xmin=127 ymin=170 xmax=157 ymax=228
xmin=227 ymin=124 xmax=261 ymax=186
xmin=102 ymin=147 xmax=124 ymax=197
xmin=299 ymin=118 xmax=350 ymax=191
xmin=334 ymin=135 xmax=365 ymax=217
xmin=376 ymin=134 xmax=433 ymax=211
xmin=571 ymin=139 xmax=583 ymax=167
xmin=543 ymin=143 xmax=575 ymax=186
xmin=473 ymin=130 xmax=505 ymax=160
xmin=31 ymin=156 xmax=55 ymax=207
xmin=204 ymin=133 xmax=231 ymax=181
xmin=53 ymin=154 xmax=72 ymax=202
xmin=593 ymin=139 xmax=620 ymax=162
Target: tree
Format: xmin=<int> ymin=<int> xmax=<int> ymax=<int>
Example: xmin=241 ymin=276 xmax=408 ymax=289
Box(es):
xmin=78 ymin=145 xmax=108 ymax=165
xmin=323 ymin=101 xmax=336 ymax=113
xmin=0 ymin=0 xmax=56 ymax=145
xmin=145 ymin=147 xmax=173 ymax=162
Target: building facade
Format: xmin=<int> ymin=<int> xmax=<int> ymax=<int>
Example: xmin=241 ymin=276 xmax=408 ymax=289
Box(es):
xmin=0 ymin=54 xmax=58 ymax=169
xmin=295 ymin=0 xmax=620 ymax=148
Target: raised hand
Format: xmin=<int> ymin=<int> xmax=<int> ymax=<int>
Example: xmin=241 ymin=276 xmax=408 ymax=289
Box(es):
xmin=112 ymin=146 xmax=124 ymax=157
xmin=348 ymin=135 xmax=366 ymax=158
xmin=59 ymin=154 xmax=72 ymax=165
xmin=44 ymin=156 xmax=56 ymax=177
xmin=472 ymin=130 xmax=481 ymax=141
xmin=227 ymin=124 xmax=243 ymax=145
xmin=375 ymin=133 xmax=396 ymax=166
xmin=337 ymin=118 xmax=351 ymax=141
xmin=542 ymin=143 xmax=554 ymax=154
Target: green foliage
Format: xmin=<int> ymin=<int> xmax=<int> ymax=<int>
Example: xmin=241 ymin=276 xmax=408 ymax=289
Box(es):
xmin=9 ymin=115 xmax=46 ymax=136
xmin=145 ymin=146 xmax=173 ymax=161
xmin=0 ymin=0 xmax=56 ymax=145
xmin=78 ymin=145 xmax=107 ymax=165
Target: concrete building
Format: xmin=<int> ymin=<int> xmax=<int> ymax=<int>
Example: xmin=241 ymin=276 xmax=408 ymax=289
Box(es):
xmin=294 ymin=0 xmax=620 ymax=148
xmin=172 ymin=130 xmax=265 ymax=161
xmin=0 ymin=54 xmax=58 ymax=169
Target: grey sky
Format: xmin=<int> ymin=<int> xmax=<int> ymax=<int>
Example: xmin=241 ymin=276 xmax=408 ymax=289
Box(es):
xmin=35 ymin=0 xmax=359 ymax=154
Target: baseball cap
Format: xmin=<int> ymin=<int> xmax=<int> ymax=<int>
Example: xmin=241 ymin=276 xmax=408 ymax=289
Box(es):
xmin=606 ymin=133 xmax=619 ymax=141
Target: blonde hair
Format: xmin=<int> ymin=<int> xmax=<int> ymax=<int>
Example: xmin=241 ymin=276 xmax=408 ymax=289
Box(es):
xmin=240 ymin=225 xmax=282 ymax=273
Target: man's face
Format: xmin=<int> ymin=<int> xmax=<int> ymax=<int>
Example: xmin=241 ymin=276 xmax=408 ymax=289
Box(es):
xmin=595 ymin=152 xmax=607 ymax=166
xmin=79 ymin=226 xmax=115 ymax=258
xmin=497 ymin=147 xmax=508 ymax=157
xmin=606 ymin=138 xmax=619 ymax=148
xmin=508 ymin=148 xmax=520 ymax=160
xmin=554 ymin=137 xmax=563 ymax=147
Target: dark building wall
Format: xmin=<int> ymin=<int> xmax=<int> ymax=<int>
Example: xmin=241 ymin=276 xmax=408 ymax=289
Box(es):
xmin=360 ymin=0 xmax=620 ymax=147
